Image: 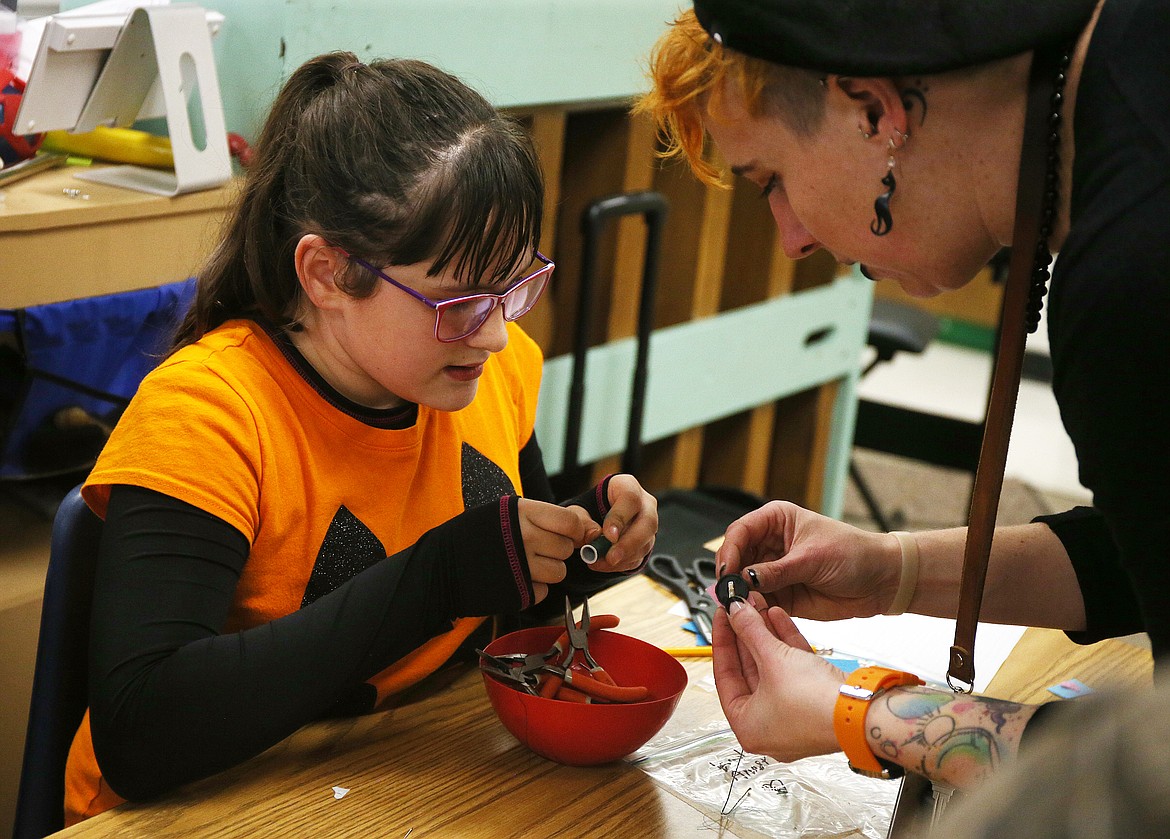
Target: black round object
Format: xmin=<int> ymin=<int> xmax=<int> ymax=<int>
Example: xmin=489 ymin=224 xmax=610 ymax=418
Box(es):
xmin=715 ymin=573 xmax=749 ymax=609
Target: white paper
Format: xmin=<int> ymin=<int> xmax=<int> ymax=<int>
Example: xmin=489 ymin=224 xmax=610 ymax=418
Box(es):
xmin=793 ymin=613 xmax=1026 ymax=693
xmin=667 ymin=600 xmax=1022 ymax=691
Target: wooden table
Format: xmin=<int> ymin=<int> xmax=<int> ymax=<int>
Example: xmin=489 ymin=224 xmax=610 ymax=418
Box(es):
xmin=49 ymin=576 xmax=1152 ymax=839
xmin=0 ymin=164 xmax=237 ymax=309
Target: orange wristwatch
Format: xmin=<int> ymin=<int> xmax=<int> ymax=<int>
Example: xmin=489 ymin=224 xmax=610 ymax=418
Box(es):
xmin=833 ymin=666 xmax=924 ymax=779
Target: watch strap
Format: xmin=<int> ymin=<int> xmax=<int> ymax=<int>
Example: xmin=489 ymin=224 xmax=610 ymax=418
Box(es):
xmin=833 ymin=666 xmax=924 ymax=779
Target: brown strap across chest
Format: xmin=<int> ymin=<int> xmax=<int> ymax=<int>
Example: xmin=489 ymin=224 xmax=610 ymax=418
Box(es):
xmin=947 ymin=42 xmax=1065 ymax=690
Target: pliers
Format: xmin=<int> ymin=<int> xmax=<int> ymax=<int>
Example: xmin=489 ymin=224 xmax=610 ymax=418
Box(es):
xmin=538 ymin=597 xmax=624 ymax=698
xmin=534 ymin=662 xmax=649 ymax=703
xmin=567 ymin=597 xmax=615 ymax=683
xmin=476 ymin=649 xmax=540 ymax=695
xmin=480 ymin=596 xmax=650 ymax=704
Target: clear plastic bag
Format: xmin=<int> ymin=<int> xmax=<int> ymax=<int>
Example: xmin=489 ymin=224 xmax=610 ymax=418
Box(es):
xmin=629 ymin=717 xmax=897 ymax=839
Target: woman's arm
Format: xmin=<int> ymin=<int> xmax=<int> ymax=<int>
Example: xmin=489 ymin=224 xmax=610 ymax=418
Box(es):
xmin=904 ymin=524 xmax=1087 ymax=630
xmin=864 ymin=685 xmax=1039 ymax=788
xmin=717 ymin=501 xmax=1087 ymax=630
xmin=714 ymin=598 xmax=1041 ymax=790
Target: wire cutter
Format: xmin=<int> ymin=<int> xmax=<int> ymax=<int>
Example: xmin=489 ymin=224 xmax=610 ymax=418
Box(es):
xmin=534 ymin=662 xmax=649 ymax=703
xmin=567 ymin=597 xmax=616 ymax=684
xmin=481 ymin=597 xmax=649 ymax=703
xmin=541 ymin=599 xmax=619 ymax=668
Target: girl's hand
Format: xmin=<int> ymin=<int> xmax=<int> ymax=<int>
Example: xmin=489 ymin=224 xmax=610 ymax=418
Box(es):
xmin=594 ymin=474 xmax=658 ymax=572
xmin=517 ymin=499 xmax=601 ymax=603
xmin=716 ymin=500 xmax=903 ymax=620
xmin=713 ymin=594 xmax=843 ymax=762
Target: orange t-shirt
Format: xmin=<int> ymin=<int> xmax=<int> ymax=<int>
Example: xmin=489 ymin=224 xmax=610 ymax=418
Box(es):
xmin=67 ymin=319 xmax=543 ymax=824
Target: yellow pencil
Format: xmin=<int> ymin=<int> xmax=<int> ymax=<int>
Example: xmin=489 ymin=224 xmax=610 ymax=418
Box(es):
xmin=661 ymin=645 xmax=829 ymax=657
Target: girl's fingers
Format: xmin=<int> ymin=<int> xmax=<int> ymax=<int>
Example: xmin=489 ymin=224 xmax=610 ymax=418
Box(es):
xmin=527 ymin=554 xmax=568 ymax=585
xmin=522 ymin=499 xmax=599 ymax=542
xmin=600 ymin=477 xmax=658 ymax=567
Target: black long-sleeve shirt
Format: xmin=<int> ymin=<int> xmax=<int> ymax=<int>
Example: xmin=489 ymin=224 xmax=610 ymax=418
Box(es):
xmin=90 ymin=437 xmax=623 ymax=800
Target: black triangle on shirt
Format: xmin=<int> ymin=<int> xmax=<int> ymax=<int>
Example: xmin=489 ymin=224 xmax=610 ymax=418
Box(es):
xmin=301 ymin=504 xmax=387 ymax=607
xmin=300 ymin=445 xmax=514 ymax=607
xmin=461 ymin=442 xmax=516 ymax=509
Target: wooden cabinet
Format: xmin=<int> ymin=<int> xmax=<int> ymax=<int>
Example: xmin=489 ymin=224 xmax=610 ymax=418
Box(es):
xmin=0 ymin=166 xmax=237 ymax=310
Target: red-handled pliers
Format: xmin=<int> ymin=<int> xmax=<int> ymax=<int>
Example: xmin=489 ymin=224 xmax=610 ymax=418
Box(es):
xmin=538 ymin=597 xmax=622 ymax=698
xmin=535 ymin=663 xmax=650 ymax=703
xmin=567 ymin=598 xmax=616 ymax=684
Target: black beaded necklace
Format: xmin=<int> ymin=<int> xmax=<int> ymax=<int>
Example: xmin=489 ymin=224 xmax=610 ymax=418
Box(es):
xmin=1024 ymin=46 xmax=1073 ymax=334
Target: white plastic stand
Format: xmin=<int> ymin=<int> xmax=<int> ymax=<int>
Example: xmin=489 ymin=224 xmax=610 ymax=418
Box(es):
xmin=73 ymin=3 xmax=230 ymax=196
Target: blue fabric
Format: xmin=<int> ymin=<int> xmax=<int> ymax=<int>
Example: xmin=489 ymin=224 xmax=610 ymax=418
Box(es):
xmin=1 ymin=279 xmax=196 ymax=479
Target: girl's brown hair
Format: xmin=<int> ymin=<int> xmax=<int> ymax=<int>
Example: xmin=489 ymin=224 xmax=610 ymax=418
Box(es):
xmin=172 ymin=52 xmax=544 ymax=349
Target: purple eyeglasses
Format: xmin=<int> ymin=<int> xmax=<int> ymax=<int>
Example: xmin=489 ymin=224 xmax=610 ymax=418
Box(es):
xmin=343 ymin=250 xmax=554 ymax=342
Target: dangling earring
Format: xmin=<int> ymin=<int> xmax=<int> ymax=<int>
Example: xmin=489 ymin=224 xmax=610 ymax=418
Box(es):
xmin=870 ymin=134 xmax=905 ymax=236
xmin=870 ymin=160 xmax=895 ymax=236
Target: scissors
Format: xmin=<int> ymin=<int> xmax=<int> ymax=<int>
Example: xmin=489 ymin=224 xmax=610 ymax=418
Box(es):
xmin=644 ymin=554 xmax=718 ymax=644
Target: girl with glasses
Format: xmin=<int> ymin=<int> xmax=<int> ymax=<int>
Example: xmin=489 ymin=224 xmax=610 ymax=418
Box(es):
xmin=65 ymin=52 xmax=657 ymax=823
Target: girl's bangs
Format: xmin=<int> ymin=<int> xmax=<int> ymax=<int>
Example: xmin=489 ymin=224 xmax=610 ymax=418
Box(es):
xmin=427 ymin=127 xmax=543 ymax=286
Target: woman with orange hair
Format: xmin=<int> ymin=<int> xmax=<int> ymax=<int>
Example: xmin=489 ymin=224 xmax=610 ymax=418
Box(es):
xmin=638 ymin=0 xmax=1169 ymax=804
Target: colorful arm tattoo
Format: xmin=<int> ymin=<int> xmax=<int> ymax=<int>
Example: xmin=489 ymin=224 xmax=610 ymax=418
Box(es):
xmin=865 ymin=686 xmax=1035 ymax=788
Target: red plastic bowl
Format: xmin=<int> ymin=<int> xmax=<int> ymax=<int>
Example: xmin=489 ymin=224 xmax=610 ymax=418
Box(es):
xmin=481 ymin=625 xmax=688 ymax=766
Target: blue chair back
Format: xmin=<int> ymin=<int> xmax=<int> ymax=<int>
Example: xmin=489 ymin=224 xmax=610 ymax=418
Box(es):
xmin=1 ymin=280 xmax=195 ymax=480
xmin=13 ymin=486 xmax=101 ymax=839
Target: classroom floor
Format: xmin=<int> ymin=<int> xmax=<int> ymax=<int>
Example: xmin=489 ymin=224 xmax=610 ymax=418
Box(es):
xmin=847 ymin=334 xmax=1151 ymax=657
xmin=856 ymin=326 xmax=1091 ymax=507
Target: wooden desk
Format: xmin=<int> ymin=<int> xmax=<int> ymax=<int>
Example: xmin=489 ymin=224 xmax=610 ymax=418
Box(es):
xmin=0 ymin=165 xmax=237 ymax=309
xmin=49 ymin=576 xmax=1152 ymax=839
xmin=985 ymin=625 xmax=1152 ymax=703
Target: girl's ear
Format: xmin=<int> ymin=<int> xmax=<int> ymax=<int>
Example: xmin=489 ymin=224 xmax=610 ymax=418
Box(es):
xmin=294 ymin=234 xmax=349 ymax=311
xmin=829 ymin=75 xmax=909 ymax=142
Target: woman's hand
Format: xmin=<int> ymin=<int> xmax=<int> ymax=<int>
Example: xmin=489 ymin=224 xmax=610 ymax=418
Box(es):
xmin=517 ymin=499 xmax=601 ymax=603
xmin=594 ymin=473 xmax=658 ymax=572
xmin=716 ymin=500 xmax=904 ymax=620
xmin=713 ymin=594 xmax=843 ymax=762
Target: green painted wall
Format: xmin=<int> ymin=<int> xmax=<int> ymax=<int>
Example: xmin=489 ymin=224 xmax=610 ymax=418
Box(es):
xmin=64 ymin=0 xmax=685 ymax=139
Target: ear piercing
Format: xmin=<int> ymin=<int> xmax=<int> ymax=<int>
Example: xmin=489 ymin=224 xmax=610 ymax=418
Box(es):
xmin=870 ymin=131 xmax=909 ymax=237
xmin=871 ymin=151 xmax=897 ymax=236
